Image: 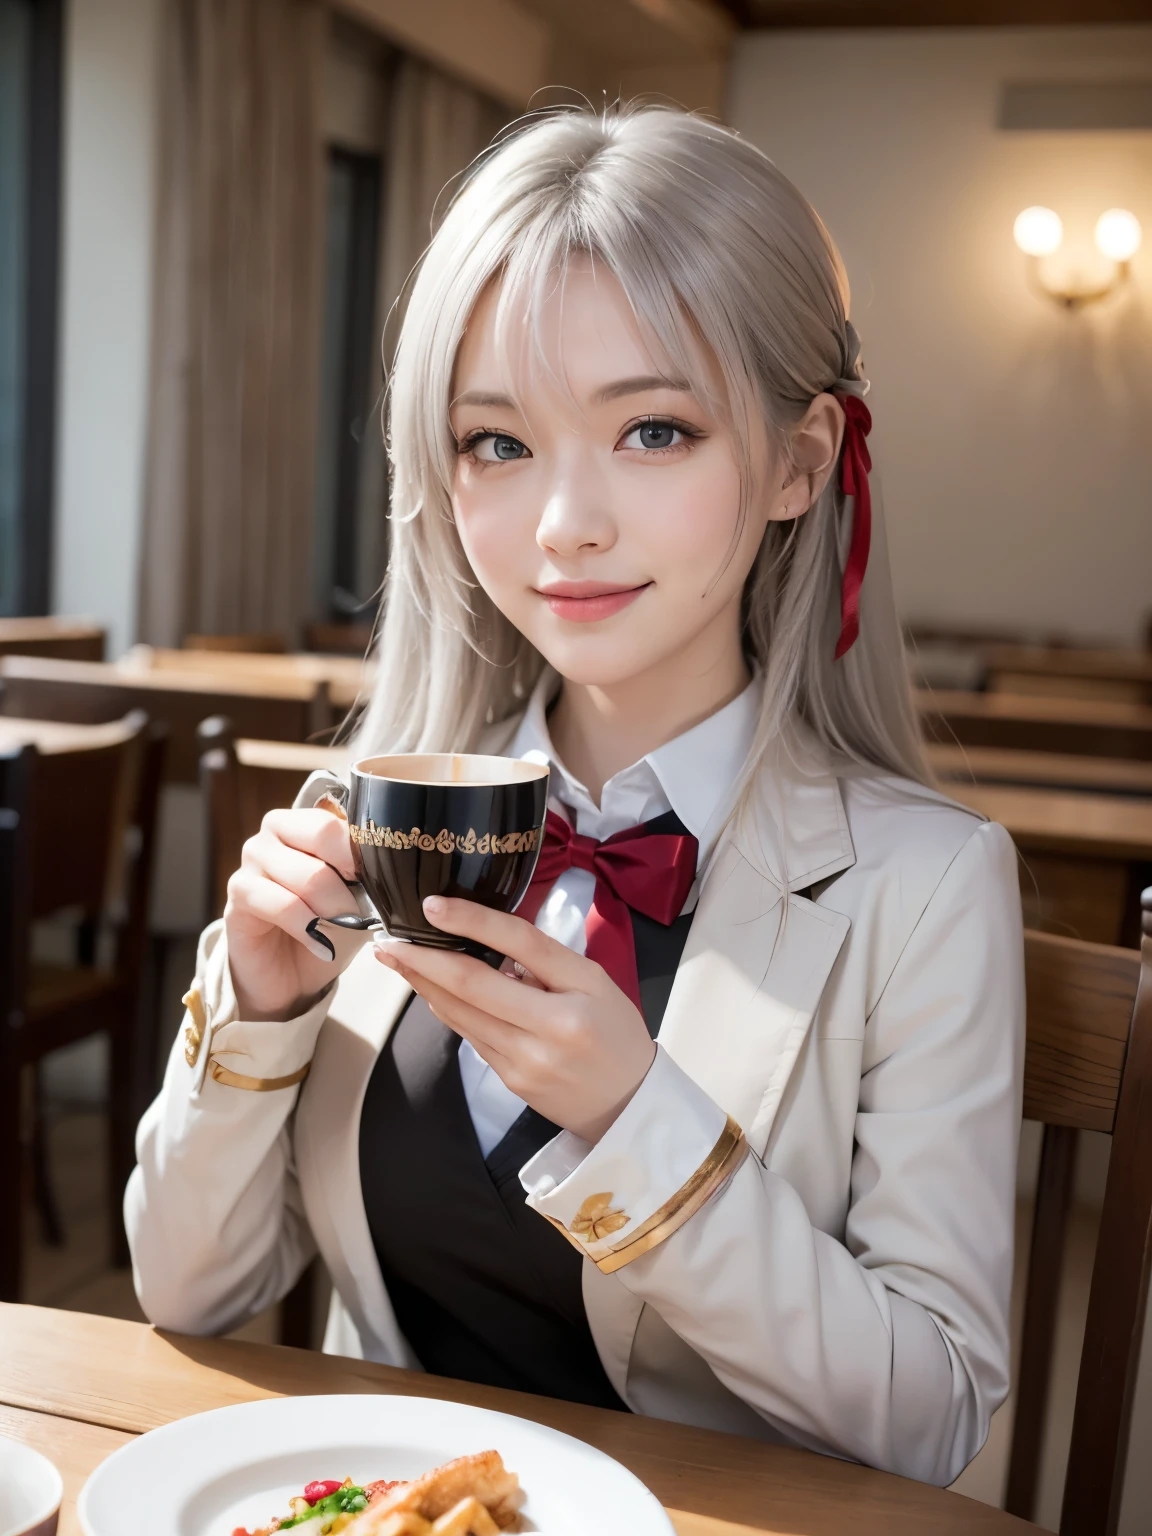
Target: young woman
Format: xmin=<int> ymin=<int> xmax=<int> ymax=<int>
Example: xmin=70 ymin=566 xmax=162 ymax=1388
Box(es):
xmin=126 ymin=106 xmax=1024 ymax=1488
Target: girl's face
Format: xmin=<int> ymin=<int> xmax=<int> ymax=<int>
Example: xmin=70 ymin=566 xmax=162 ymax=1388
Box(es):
xmin=448 ymin=259 xmax=784 ymax=692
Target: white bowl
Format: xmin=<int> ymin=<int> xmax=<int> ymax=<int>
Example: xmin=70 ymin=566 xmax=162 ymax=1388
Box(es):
xmin=0 ymin=1438 xmax=62 ymax=1536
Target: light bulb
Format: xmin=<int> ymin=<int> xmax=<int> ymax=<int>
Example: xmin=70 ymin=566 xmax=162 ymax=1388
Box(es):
xmin=1094 ymin=209 xmax=1141 ymax=263
xmin=1014 ymin=206 xmax=1063 ymax=258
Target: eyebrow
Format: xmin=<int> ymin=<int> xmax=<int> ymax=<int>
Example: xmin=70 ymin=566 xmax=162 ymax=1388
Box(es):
xmin=452 ymin=375 xmax=693 ymax=412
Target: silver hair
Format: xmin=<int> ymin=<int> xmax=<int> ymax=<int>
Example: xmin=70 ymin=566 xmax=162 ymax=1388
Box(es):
xmin=352 ymin=104 xmax=928 ymax=793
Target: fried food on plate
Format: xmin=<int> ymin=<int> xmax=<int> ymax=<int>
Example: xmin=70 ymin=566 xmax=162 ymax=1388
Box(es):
xmin=233 ymin=1452 xmax=520 ymax=1536
xmin=341 ymin=1452 xmax=521 ymax=1535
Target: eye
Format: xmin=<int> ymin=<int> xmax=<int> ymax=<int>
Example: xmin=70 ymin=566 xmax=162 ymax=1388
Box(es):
xmin=464 ymin=431 xmax=530 ymax=463
xmin=620 ymin=418 xmax=693 ymax=453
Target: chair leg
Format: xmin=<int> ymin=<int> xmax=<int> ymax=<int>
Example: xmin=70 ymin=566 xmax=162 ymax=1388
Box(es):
xmin=279 ymin=1260 xmax=317 ymax=1349
xmin=31 ymin=1064 xmax=65 ymax=1247
xmin=1005 ymin=1123 xmax=1078 ymax=1520
xmin=0 ymin=1059 xmax=25 ymax=1302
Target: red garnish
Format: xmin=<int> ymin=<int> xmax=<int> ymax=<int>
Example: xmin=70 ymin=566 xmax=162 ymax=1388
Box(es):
xmin=364 ymin=1479 xmax=403 ymax=1502
xmin=231 ymin=1528 xmax=251 ymax=1536
xmin=302 ymin=1481 xmax=344 ymax=1506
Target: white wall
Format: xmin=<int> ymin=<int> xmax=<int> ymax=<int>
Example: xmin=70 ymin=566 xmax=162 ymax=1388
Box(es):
xmin=729 ymin=27 xmax=1152 ymax=646
xmin=53 ymin=0 xmax=161 ymax=657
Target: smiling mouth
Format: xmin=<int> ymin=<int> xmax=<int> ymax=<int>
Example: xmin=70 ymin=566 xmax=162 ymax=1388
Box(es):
xmin=535 ymin=582 xmax=652 ymax=623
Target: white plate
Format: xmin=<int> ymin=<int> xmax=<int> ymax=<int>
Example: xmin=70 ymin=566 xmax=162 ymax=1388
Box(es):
xmin=77 ymin=1394 xmax=674 ymax=1536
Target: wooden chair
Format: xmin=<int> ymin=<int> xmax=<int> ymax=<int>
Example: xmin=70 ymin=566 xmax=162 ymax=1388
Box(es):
xmin=0 ymin=655 xmax=332 ymax=783
xmin=197 ymin=719 xmax=350 ymax=1347
xmin=303 ymin=621 xmax=374 ymax=658
xmin=197 ymin=718 xmax=351 ymax=921
xmin=0 ymin=713 xmax=166 ymax=1300
xmin=1006 ymin=893 xmax=1152 ymax=1534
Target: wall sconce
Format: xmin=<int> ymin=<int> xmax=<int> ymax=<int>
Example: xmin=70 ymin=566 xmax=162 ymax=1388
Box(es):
xmin=1013 ymin=205 xmax=1142 ymax=310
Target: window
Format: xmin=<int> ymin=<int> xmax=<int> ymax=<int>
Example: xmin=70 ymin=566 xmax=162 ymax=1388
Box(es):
xmin=313 ymin=145 xmax=385 ymax=625
xmin=0 ymin=0 xmax=62 ymax=616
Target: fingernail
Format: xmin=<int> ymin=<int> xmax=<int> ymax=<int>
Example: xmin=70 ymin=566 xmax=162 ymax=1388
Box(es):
xmin=375 ymin=950 xmax=398 ymax=970
xmin=423 ymin=895 xmax=445 ymax=916
xmin=305 ymin=919 xmax=335 ymax=961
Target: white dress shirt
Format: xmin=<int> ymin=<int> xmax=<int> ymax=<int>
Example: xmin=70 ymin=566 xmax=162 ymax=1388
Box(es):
xmin=458 ymin=670 xmax=760 ymax=1155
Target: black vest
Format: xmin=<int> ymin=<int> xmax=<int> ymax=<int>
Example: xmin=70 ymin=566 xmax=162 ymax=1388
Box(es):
xmin=358 ymin=810 xmax=694 ymax=1410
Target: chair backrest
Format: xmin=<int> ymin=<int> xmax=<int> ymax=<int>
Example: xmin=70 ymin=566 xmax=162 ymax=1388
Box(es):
xmin=303 ymin=621 xmax=374 ymax=657
xmin=1009 ymin=902 xmax=1152 ymax=1536
xmin=23 ymin=712 xmax=150 ymax=923
xmin=197 ymin=719 xmax=352 ymax=920
xmin=919 ymin=689 xmax=1152 ymax=761
xmin=0 ymin=655 xmax=330 ymax=782
xmin=183 ymin=631 xmax=288 ymax=653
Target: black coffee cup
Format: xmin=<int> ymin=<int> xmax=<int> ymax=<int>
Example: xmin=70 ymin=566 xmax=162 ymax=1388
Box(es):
xmin=347 ymin=753 xmax=550 ymax=964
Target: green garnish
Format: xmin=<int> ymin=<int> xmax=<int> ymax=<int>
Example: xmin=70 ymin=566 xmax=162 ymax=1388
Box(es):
xmin=280 ymin=1487 xmax=369 ymax=1528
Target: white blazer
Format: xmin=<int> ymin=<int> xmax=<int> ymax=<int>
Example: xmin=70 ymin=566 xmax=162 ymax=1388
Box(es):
xmin=125 ymin=724 xmax=1024 ymax=1488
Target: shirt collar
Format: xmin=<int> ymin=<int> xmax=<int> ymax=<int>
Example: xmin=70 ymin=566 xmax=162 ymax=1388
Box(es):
xmin=507 ymin=668 xmax=761 ymax=862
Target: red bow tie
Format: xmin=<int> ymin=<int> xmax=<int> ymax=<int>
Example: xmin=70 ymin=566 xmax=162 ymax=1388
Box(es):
xmin=516 ymin=809 xmax=699 ymax=1012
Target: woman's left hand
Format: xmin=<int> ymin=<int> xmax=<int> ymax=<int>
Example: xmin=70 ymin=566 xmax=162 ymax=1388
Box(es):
xmin=373 ymin=895 xmax=656 ymax=1143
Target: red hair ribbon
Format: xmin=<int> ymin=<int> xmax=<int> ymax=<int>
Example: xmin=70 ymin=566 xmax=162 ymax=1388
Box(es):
xmin=832 ymin=391 xmax=873 ymax=660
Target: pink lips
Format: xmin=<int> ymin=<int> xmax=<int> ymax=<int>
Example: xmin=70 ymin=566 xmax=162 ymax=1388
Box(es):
xmin=536 ymin=581 xmax=650 ymax=623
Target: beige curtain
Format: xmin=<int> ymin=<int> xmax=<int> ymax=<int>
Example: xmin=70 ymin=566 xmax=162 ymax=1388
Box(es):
xmin=139 ymin=0 xmax=326 ymax=646
xmin=379 ymin=56 xmax=508 ymax=339
xmin=350 ymin=56 xmax=507 ymax=592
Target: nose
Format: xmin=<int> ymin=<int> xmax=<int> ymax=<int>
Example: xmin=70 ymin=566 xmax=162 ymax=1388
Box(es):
xmin=535 ymin=460 xmax=617 ymax=559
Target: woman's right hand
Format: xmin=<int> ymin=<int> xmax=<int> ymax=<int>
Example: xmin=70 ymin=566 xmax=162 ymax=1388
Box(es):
xmin=224 ymin=808 xmax=362 ymax=1020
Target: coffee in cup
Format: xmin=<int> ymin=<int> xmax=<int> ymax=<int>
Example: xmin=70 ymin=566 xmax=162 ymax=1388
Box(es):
xmin=347 ymin=753 xmax=549 ymax=962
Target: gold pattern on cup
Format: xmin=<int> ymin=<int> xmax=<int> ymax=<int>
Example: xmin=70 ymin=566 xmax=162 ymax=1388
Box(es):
xmin=349 ymin=822 xmax=541 ymax=855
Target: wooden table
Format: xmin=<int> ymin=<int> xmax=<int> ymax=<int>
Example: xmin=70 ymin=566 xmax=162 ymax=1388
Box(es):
xmin=984 ymin=645 xmax=1152 ymax=707
xmin=918 ymin=689 xmax=1152 ymax=762
xmin=121 ymin=645 xmax=372 ymax=711
xmin=0 ymin=1306 xmax=1030 ymax=1536
xmin=926 ymin=743 xmax=1152 ymax=797
xmin=0 ymin=656 xmax=332 ymax=783
xmin=0 ymin=618 xmax=105 ymax=663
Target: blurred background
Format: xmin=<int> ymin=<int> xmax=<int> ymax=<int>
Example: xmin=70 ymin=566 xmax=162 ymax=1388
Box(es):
xmin=1 ymin=3 xmax=1151 ymax=1533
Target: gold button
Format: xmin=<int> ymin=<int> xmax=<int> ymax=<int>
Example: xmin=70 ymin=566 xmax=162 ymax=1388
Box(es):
xmin=570 ymin=1192 xmax=630 ymax=1243
xmin=182 ymin=986 xmax=207 ymax=1067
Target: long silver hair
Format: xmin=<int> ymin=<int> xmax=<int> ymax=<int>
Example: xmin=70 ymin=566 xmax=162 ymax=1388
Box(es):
xmin=353 ymin=104 xmax=927 ymax=789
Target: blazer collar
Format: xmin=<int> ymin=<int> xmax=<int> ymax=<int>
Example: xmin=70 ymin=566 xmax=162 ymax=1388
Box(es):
xmin=485 ymin=696 xmax=855 ymax=897
xmin=729 ymin=719 xmax=855 ymax=894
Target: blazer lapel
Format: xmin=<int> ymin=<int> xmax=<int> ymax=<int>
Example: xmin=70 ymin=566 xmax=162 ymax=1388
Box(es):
xmin=657 ymin=729 xmax=854 ymax=1156
xmin=294 ymin=945 xmax=415 ymax=1363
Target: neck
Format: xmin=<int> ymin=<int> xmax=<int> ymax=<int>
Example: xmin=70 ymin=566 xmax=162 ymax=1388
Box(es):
xmin=547 ymin=611 xmax=751 ymax=805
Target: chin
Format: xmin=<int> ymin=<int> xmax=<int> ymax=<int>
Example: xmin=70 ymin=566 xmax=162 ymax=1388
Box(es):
xmin=531 ymin=634 xmax=668 ymax=689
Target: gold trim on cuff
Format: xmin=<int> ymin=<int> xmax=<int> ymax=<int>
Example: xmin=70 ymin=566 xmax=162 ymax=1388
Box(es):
xmin=542 ymin=1114 xmax=749 ymax=1274
xmin=208 ymin=1059 xmax=311 ymax=1092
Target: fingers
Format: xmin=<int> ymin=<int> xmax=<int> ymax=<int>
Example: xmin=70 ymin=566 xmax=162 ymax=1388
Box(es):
xmin=374 ymin=934 xmax=555 ymax=1030
xmin=386 ymin=963 xmax=521 ymax=1073
xmin=246 ymin=834 xmax=358 ymax=925
xmin=420 ymin=896 xmax=596 ymax=994
xmin=227 ymin=808 xmax=359 ymax=964
xmin=226 ymin=867 xmax=334 ymax=963
xmin=260 ymin=807 xmax=357 ymax=882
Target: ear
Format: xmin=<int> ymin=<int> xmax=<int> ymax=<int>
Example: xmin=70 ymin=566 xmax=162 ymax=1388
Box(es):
xmin=768 ymin=393 xmax=845 ymax=523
